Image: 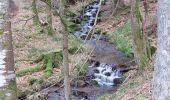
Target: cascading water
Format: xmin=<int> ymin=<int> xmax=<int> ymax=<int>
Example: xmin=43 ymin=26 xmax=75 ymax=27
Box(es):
xmin=73 ymin=1 xmax=124 ymax=87
xmin=73 ymin=1 xmax=103 ymax=40
xmin=88 ymin=62 xmax=122 ymax=86
xmin=47 ymin=1 xmax=130 ymax=99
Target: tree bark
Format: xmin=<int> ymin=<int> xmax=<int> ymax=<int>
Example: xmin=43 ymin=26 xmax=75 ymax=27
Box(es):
xmin=0 ymin=0 xmax=17 ymax=99
xmin=131 ymin=0 xmax=148 ymax=68
xmin=153 ymin=0 xmax=170 ymax=99
xmin=60 ymin=0 xmax=72 ymax=100
xmin=32 ymin=0 xmax=41 ymax=26
xmin=46 ymin=0 xmax=54 ymax=35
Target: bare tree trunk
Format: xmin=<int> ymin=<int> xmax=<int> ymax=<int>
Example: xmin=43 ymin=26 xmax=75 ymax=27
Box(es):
xmin=40 ymin=0 xmax=72 ymax=99
xmin=0 ymin=0 xmax=17 ymax=99
xmin=142 ymin=0 xmax=151 ymax=59
xmin=46 ymin=0 xmax=53 ymax=35
xmin=153 ymin=0 xmax=170 ymax=99
xmin=60 ymin=0 xmax=72 ymax=100
xmin=32 ymin=0 xmax=41 ymax=27
xmin=131 ymin=0 xmax=148 ymax=68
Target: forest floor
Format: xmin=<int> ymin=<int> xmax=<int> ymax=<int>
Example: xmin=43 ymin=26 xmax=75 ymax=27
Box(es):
xmin=12 ymin=0 xmax=157 ymax=99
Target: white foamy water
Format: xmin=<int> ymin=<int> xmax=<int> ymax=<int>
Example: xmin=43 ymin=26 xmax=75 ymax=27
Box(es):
xmin=0 ymin=50 xmax=7 ymax=87
xmin=89 ymin=62 xmax=122 ymax=86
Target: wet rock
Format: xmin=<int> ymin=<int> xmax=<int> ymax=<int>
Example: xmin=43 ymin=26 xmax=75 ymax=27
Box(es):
xmin=113 ymin=78 xmax=123 ymax=85
xmin=118 ymin=65 xmax=129 ymax=72
xmin=90 ymin=79 xmax=99 ymax=86
xmin=101 ymin=69 xmax=106 ymax=73
xmin=93 ymin=69 xmax=100 ymax=73
xmin=94 ymin=61 xmax=100 ymax=67
xmin=104 ymin=72 xmax=111 ymax=76
xmin=48 ymin=92 xmax=65 ymax=100
xmin=72 ymin=90 xmax=88 ymax=99
xmin=112 ymin=66 xmax=117 ymax=71
xmin=80 ymin=34 xmax=87 ymax=40
xmin=72 ymin=17 xmax=82 ymax=24
xmin=88 ymin=21 xmax=94 ymax=26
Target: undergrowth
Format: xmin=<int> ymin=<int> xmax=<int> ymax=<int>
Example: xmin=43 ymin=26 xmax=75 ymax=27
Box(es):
xmin=16 ymin=45 xmax=84 ymax=77
xmin=109 ymin=21 xmax=133 ymax=57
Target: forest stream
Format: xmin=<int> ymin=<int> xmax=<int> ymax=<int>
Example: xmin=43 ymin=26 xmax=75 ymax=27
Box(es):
xmin=47 ymin=1 xmax=132 ymax=100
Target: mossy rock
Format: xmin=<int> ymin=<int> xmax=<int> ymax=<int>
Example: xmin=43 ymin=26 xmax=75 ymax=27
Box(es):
xmin=41 ymin=50 xmax=63 ymax=77
xmin=17 ymin=46 xmax=84 ymax=77
xmin=16 ymin=64 xmax=43 ymax=77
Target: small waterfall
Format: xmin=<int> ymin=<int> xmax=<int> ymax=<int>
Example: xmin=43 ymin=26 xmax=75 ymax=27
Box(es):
xmin=73 ymin=1 xmax=102 ymax=40
xmin=72 ymin=1 xmax=124 ymax=86
xmin=89 ymin=62 xmax=122 ymax=86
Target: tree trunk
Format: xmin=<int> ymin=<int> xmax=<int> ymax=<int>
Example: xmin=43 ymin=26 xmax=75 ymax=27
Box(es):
xmin=60 ymin=0 xmax=72 ymax=100
xmin=32 ymin=0 xmax=41 ymax=27
xmin=0 ymin=0 xmax=17 ymax=99
xmin=46 ymin=0 xmax=53 ymax=35
xmin=131 ymin=0 xmax=148 ymax=68
xmin=153 ymin=0 xmax=170 ymax=99
xmin=142 ymin=0 xmax=151 ymax=59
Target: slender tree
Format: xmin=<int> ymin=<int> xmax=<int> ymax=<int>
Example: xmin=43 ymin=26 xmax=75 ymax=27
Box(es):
xmin=40 ymin=0 xmax=72 ymax=99
xmin=131 ymin=0 xmax=148 ymax=68
xmin=0 ymin=0 xmax=17 ymax=99
xmin=60 ymin=0 xmax=72 ymax=99
xmin=46 ymin=0 xmax=54 ymax=35
xmin=32 ymin=0 xmax=41 ymax=27
xmin=153 ymin=0 xmax=170 ymax=99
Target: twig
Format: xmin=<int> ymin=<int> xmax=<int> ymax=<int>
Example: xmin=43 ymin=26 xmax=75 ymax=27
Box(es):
xmin=13 ymin=15 xmax=35 ymax=24
xmin=111 ymin=0 xmax=120 ymax=16
xmin=13 ymin=15 xmax=36 ymax=32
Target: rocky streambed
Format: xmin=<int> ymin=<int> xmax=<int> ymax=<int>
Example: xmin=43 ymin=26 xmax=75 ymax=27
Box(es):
xmin=47 ymin=0 xmax=132 ymax=100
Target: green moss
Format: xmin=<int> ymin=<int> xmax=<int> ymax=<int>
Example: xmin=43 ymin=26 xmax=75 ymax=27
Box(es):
xmin=38 ymin=78 xmax=44 ymax=84
xmin=0 ymin=81 xmax=17 ymax=100
xmin=39 ymin=49 xmax=63 ymax=77
xmin=32 ymin=0 xmax=41 ymax=27
xmin=0 ymin=29 xmax=3 ymax=34
xmin=109 ymin=21 xmax=133 ymax=57
xmin=28 ymin=47 xmax=45 ymax=59
xmin=45 ymin=25 xmax=53 ymax=36
xmin=68 ymin=45 xmax=84 ymax=54
xmin=16 ymin=64 xmax=43 ymax=77
xmin=43 ymin=53 xmax=53 ymax=77
xmin=7 ymin=81 xmax=17 ymax=93
xmin=135 ymin=0 xmax=143 ymax=23
xmin=18 ymin=46 xmax=81 ymax=77
xmin=17 ymin=90 xmax=27 ymax=100
xmin=67 ymin=22 xmax=80 ymax=33
xmin=28 ymin=78 xmax=38 ymax=86
xmin=65 ymin=10 xmax=77 ymax=18
xmin=0 ymin=91 xmax=5 ymax=100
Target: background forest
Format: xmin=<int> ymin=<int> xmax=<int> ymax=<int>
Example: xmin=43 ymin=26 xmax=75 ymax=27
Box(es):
xmin=1 ymin=0 xmax=169 ymax=100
